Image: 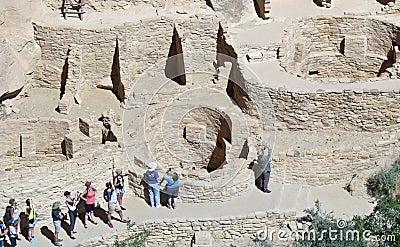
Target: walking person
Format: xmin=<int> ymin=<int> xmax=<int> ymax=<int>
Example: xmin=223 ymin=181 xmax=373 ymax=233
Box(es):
xmin=0 ymin=220 xmax=8 ymax=247
xmin=51 ymin=202 xmax=64 ymax=246
xmin=103 ymin=182 xmax=128 ymax=228
xmin=80 ymin=181 xmax=98 ymax=228
xmin=256 ymin=146 xmax=273 ymax=193
xmin=143 ymin=162 xmax=161 ymax=208
xmin=25 ymin=199 xmax=38 ymax=243
xmin=64 ymin=191 xmax=78 ymax=239
xmin=113 ymin=169 xmax=129 ymax=210
xmin=161 ymin=169 xmax=179 ymax=210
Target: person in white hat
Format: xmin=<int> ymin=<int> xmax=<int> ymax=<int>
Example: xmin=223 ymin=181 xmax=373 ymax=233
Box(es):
xmin=143 ymin=161 xmax=161 ymax=208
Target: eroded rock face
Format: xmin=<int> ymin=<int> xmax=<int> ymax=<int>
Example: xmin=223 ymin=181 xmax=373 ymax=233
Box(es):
xmin=0 ymin=0 xmax=42 ymax=102
xmin=0 ymin=36 xmax=25 ymax=101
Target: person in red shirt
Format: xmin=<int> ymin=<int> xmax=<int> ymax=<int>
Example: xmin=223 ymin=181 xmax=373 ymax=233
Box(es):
xmin=80 ymin=181 xmax=98 ymax=228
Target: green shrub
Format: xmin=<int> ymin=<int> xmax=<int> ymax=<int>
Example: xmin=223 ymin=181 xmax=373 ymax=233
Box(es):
xmin=367 ymin=158 xmax=400 ymax=197
xmin=108 ymin=229 xmax=151 ymax=247
xmin=353 ymin=196 xmax=400 ymax=247
xmin=296 ymin=200 xmax=367 ymax=247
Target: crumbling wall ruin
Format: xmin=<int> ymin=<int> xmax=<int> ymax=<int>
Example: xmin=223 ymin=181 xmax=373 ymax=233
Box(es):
xmin=280 ymin=16 xmax=400 ymax=82
xmin=44 ymin=0 xmax=166 ymax=11
xmin=0 ymin=118 xmax=70 ymax=157
xmin=32 ymin=12 xmax=219 ymax=93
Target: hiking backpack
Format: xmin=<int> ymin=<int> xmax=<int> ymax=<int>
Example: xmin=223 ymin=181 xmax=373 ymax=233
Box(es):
xmin=103 ymin=188 xmax=111 ymax=202
xmin=3 ymin=206 xmax=12 ymax=222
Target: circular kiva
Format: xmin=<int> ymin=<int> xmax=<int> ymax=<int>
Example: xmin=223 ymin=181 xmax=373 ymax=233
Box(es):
xmin=122 ymin=52 xmax=276 ymax=202
xmin=280 ymin=16 xmax=400 ymax=83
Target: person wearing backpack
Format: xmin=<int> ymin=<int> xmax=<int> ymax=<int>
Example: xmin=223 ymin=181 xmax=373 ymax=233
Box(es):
xmin=0 ymin=220 xmax=8 ymax=247
xmin=25 ymin=199 xmax=38 ymax=243
xmin=104 ymin=182 xmax=127 ymax=228
xmin=64 ymin=191 xmax=78 ymax=239
xmin=113 ymin=169 xmax=129 ymax=210
xmin=143 ymin=162 xmax=161 ymax=208
xmin=80 ymin=181 xmax=97 ymax=228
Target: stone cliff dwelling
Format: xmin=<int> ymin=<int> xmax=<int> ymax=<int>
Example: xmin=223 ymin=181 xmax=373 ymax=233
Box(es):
xmin=0 ymin=0 xmax=400 ymax=246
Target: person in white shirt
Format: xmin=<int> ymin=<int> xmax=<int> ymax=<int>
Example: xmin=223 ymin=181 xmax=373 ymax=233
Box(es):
xmin=104 ymin=182 xmax=128 ymax=228
xmin=64 ymin=191 xmax=79 ymax=239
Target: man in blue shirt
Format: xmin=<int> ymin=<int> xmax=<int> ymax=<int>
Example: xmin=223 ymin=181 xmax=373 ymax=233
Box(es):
xmin=143 ymin=162 xmax=161 ymax=208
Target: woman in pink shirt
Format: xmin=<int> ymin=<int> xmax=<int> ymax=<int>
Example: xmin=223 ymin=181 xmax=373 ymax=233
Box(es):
xmin=80 ymin=181 xmax=98 ymax=228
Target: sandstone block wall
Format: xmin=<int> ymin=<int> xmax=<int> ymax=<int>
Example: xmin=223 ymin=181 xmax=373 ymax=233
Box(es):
xmin=80 ymin=211 xmax=297 ymax=247
xmin=0 ymin=146 xmax=128 ymax=224
xmin=280 ymin=16 xmax=400 ymax=82
xmin=271 ymin=138 xmax=399 ymax=185
xmin=32 ymin=13 xmax=218 ymax=96
xmin=0 ymin=118 xmax=70 ymax=156
xmin=129 ymin=167 xmax=254 ymax=203
xmin=248 ymin=85 xmax=400 ymax=131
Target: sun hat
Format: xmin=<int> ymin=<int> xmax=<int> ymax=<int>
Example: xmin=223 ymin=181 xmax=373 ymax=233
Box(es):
xmin=64 ymin=191 xmax=71 ymax=196
xmin=52 ymin=201 xmax=61 ymax=210
xmin=115 ymin=169 xmax=122 ymax=175
xmin=148 ymin=161 xmax=157 ymax=171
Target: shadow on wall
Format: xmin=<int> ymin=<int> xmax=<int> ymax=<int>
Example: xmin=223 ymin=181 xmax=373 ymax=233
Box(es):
xmin=376 ymin=0 xmax=395 ymax=5
xmin=110 ymin=38 xmax=125 ymax=103
xmin=253 ymin=0 xmax=266 ymax=19
xmin=60 ymin=48 xmax=71 ymax=100
xmin=313 ymin=0 xmax=323 ymax=7
xmin=378 ymin=44 xmax=397 ymax=76
xmin=165 ymin=26 xmax=186 ymax=86
xmin=207 ymin=116 xmax=232 ymax=172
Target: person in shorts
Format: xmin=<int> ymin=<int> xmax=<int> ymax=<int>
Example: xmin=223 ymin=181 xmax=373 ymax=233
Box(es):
xmin=113 ymin=169 xmax=129 ymax=210
xmin=52 ymin=201 xmax=64 ymax=246
xmin=6 ymin=199 xmax=20 ymax=240
xmin=104 ymin=182 xmax=127 ymax=228
xmin=25 ymin=199 xmax=38 ymax=243
xmin=80 ymin=181 xmax=97 ymax=228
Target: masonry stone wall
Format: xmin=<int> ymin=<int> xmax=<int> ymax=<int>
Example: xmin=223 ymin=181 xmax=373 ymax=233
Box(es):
xmin=79 ymin=211 xmax=297 ymax=247
xmin=247 ymin=84 xmax=400 ymax=131
xmin=0 ymin=145 xmax=128 ymax=224
xmin=0 ymin=118 xmax=70 ymax=157
xmin=32 ymin=12 xmax=219 ymax=96
xmin=129 ymin=166 xmax=254 ymax=203
xmin=271 ymin=137 xmax=399 ymax=185
xmin=280 ymin=16 xmax=400 ymax=82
